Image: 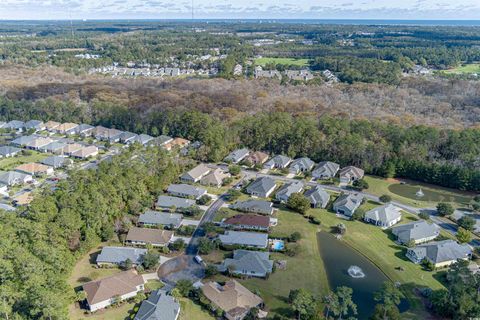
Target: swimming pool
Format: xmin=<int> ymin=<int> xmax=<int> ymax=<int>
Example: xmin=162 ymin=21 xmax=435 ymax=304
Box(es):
xmin=270 ymin=239 xmax=285 ymax=251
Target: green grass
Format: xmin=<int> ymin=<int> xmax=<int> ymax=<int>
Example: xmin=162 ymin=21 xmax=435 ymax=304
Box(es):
xmin=443 ymin=63 xmax=480 ymax=74
xmin=0 ymin=151 xmax=49 ymax=171
xmin=145 ymin=280 xmax=164 ymax=291
xmin=212 ymin=207 xmax=239 ymax=222
xmin=254 ymin=57 xmax=310 ymax=67
xmin=178 ymin=298 xmax=215 ymax=320
xmin=69 ymin=301 xmax=137 ymax=320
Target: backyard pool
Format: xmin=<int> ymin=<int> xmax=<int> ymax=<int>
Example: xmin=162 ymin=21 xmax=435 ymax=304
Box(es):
xmin=269 ymin=239 xmax=285 ymax=251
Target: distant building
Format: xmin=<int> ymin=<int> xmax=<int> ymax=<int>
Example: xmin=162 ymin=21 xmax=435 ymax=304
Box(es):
xmin=406 ymin=240 xmax=471 ymax=268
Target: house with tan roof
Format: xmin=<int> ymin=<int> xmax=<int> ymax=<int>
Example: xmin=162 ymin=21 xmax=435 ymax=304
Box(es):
xmin=201 ymin=280 xmax=263 ymax=320
xmin=24 ymin=137 xmax=54 ymax=150
xmin=164 ymin=137 xmax=191 ymax=151
xmin=71 ymin=146 xmax=99 ymax=159
xmin=339 ymin=166 xmax=364 ymax=184
xmin=245 ymin=151 xmax=269 ymax=166
xmin=15 ymin=163 xmax=53 ymax=176
xmin=82 ymin=270 xmax=145 ymax=312
xmin=13 ymin=191 xmax=34 ymax=206
xmin=62 ymin=143 xmax=83 ymax=155
xmin=126 ymin=227 xmax=174 ymax=247
xmin=180 ymin=163 xmax=211 ymax=183
xmin=45 ymin=121 xmax=61 ymax=131
xmin=56 ymin=122 xmax=79 ymax=135
xmin=200 ymin=168 xmax=231 ymax=187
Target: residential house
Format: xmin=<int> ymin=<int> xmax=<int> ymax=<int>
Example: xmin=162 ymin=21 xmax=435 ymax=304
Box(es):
xmin=201 ymin=280 xmax=263 ymax=320
xmin=285 ymin=69 xmax=314 ymax=81
xmin=155 ymin=195 xmax=195 ymax=211
xmin=218 ymin=250 xmax=273 ymax=278
xmin=0 ymin=146 xmax=21 ymax=158
xmin=82 ymin=270 xmax=144 ymax=312
xmin=244 ymin=151 xmax=269 ymax=166
xmin=200 ymin=168 xmax=230 ymax=187
xmin=45 ymin=121 xmax=61 ymax=132
xmin=332 ymin=193 xmax=363 ymax=217
xmin=406 ymin=240 xmax=472 ymax=268
xmin=152 ymin=135 xmax=173 ymax=147
xmin=40 ymin=141 xmax=67 ymax=154
xmin=138 ymin=211 xmax=183 ymax=229
xmin=219 ymin=231 xmax=268 ymax=248
xmin=180 ymin=163 xmax=211 ymax=183
xmin=126 ymin=227 xmax=174 ymax=247
xmin=11 ymin=135 xmax=36 ymax=147
xmin=339 ymin=166 xmax=364 ymax=184
xmin=391 ymin=220 xmax=440 ymax=245
xmin=275 ymin=181 xmax=304 ymax=203
xmin=0 ymin=171 xmax=33 ymax=186
xmin=134 ymin=290 xmax=180 ymax=320
xmin=96 ymin=246 xmax=147 ymax=267
xmin=62 ymin=143 xmax=83 ymax=155
xmin=263 ymin=155 xmax=292 ymax=170
xmin=134 ymin=134 xmax=154 ymax=145
xmin=255 ymin=69 xmax=282 ymax=80
xmin=5 ymin=120 xmax=25 ymax=132
xmin=166 ymin=184 xmax=207 ymax=200
xmin=93 ymin=126 xmax=109 ymax=140
xmin=289 ymin=157 xmax=315 ymax=175
xmin=222 ymin=215 xmax=270 ymax=231
xmin=24 ymin=137 xmax=54 ymax=150
xmin=304 ymin=185 xmax=330 ymax=208
xmin=24 ymin=120 xmax=45 ymax=132
xmin=231 ymin=199 xmax=274 ymax=215
xmin=312 ymin=161 xmax=340 ymax=180
xmin=56 ymin=123 xmax=79 ymax=135
xmin=71 ymin=146 xmax=99 ymax=159
xmin=120 ymin=131 xmax=139 ymax=144
xmin=15 ymin=163 xmax=53 ymax=176
xmin=41 ymin=155 xmax=73 ymax=168
xmin=164 ymin=137 xmax=190 ymax=151
xmin=364 ymin=204 xmax=402 ymax=228
xmin=75 ymin=124 xmax=95 ymax=136
xmin=13 ymin=192 xmax=34 ymax=206
xmin=0 ymin=203 xmax=15 ymax=211
xmin=105 ymin=128 xmax=124 ymax=142
xmin=245 ymin=177 xmax=276 ymax=198
xmin=224 ymin=148 xmax=250 ymax=164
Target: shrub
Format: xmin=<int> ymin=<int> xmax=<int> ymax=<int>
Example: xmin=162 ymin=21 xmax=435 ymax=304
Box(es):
xmin=289 ymin=231 xmax=301 ymax=242
xmin=437 ymin=203 xmax=454 ymax=216
xmin=379 ymin=194 xmax=392 ymax=203
xmin=197 ymin=194 xmax=212 ymax=206
xmin=285 ymin=243 xmax=300 ymax=257
xmin=419 ymin=211 xmax=430 ymax=220
xmin=352 ymin=179 xmax=369 ymax=190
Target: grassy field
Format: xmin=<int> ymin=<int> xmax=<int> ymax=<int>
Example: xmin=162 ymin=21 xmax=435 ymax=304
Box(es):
xmin=0 ymin=151 xmax=49 ymax=171
xmin=69 ymin=301 xmax=137 ymax=320
xmin=178 ymin=298 xmax=215 ymax=320
xmin=254 ymin=57 xmax=310 ymax=67
xmin=443 ymin=63 xmax=480 ymax=74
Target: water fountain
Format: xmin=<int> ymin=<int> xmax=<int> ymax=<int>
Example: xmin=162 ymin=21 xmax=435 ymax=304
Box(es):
xmin=416 ymin=188 xmax=425 ymax=198
xmin=347 ymin=265 xmax=366 ymax=278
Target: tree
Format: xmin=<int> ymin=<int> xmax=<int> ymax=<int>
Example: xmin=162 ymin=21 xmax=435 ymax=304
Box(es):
xmin=289 ymin=231 xmax=301 ymax=242
xmin=205 ymin=264 xmax=219 ymax=277
xmin=134 ymin=292 xmax=146 ymax=304
xmin=122 ymin=258 xmax=133 ymax=270
xmin=285 ymin=243 xmax=301 ymax=257
xmin=379 ymin=195 xmax=392 ymax=203
xmin=371 ymin=303 xmax=401 ymax=320
xmin=456 ymin=227 xmax=472 ymax=243
xmin=229 ymin=164 xmax=241 ymax=176
xmin=335 ymin=223 xmax=347 ymax=235
xmin=288 ymin=289 xmax=318 ymax=320
xmin=330 ymin=286 xmax=357 ymax=320
xmin=176 ymin=279 xmax=194 ymax=297
xmin=143 ymin=251 xmax=160 ymax=270
xmin=171 ymin=238 xmax=186 ymax=251
xmin=437 ymin=203 xmax=454 ymax=216
xmin=198 ymin=238 xmax=215 ymax=254
xmin=287 ymin=193 xmax=311 ymax=215
xmin=226 ymin=189 xmax=242 ymax=202
xmin=457 ymin=215 xmax=475 ymax=231
xmin=75 ymin=291 xmax=87 ymax=302
xmin=373 ymin=282 xmax=402 ymax=320
xmin=351 ymin=208 xmax=365 ymax=221
xmin=418 ymin=211 xmax=430 ymax=220
xmin=197 ymin=194 xmax=212 ymax=206
xmin=352 ymin=179 xmax=369 ymax=191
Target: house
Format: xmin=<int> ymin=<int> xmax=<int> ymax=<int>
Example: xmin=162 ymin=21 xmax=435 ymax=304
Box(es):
xmin=24 ymin=137 xmax=53 ymax=150
xmin=275 ymin=181 xmax=304 ymax=203
xmin=105 ymin=128 xmax=124 ymax=142
xmin=40 ymin=141 xmax=67 ymax=154
xmin=219 ymin=231 xmax=268 ymax=248
xmin=164 ymin=138 xmax=190 ymax=151
xmin=62 ymin=143 xmax=83 ymax=155
xmin=312 ymin=161 xmax=340 ymax=180
xmin=289 ymin=157 xmax=315 ymax=175
xmin=255 ymin=69 xmax=282 ymax=80
xmin=138 ymin=211 xmax=183 ymax=229
xmin=304 ymin=185 xmax=330 ymax=208
xmin=285 ymin=69 xmax=314 ymax=81
xmin=71 ymin=146 xmax=99 ymax=159
xmin=15 ymin=163 xmax=54 ymax=176
xmin=0 ymin=146 xmax=21 ymax=158
xmin=166 ymin=184 xmax=207 ymax=199
xmin=24 ymin=120 xmax=45 ymax=132
xmin=134 ymin=134 xmax=154 ymax=145
xmin=180 ymin=163 xmax=211 ymax=183
xmin=332 ymin=193 xmax=363 ymax=217
xmin=93 ymin=126 xmax=109 ymax=139
xmin=13 ymin=192 xmax=34 ymax=206
xmin=222 ymin=215 xmax=270 ymax=231
xmin=364 ymin=204 xmax=402 ymax=228
xmin=11 ymin=135 xmax=36 ymax=147
xmin=406 ymin=240 xmax=472 ymax=268
xmin=339 ymin=166 xmax=364 ymax=184
xmin=245 ymin=177 xmax=276 ymax=198
xmin=134 ymin=289 xmax=181 ymax=320
xmin=152 ymin=135 xmax=173 ymax=147
xmin=391 ymin=220 xmax=440 ymax=245
xmin=0 ymin=203 xmax=15 ymax=211
xmin=82 ymin=270 xmax=144 ymax=312
xmin=201 ymin=280 xmax=263 ymax=320
xmin=200 ymin=168 xmax=230 ymax=187
xmin=244 ymin=151 xmax=269 ymax=166
xmin=56 ymin=122 xmax=79 ymax=135
xmin=45 ymin=121 xmax=61 ymax=132
xmin=231 ymin=199 xmax=274 ymax=215
xmin=218 ymin=250 xmax=273 ymax=278
xmin=0 ymin=171 xmax=33 ymax=186
xmin=224 ymin=148 xmax=250 ymax=164
xmin=40 ymin=155 xmax=73 ymax=168
xmin=263 ymin=155 xmax=292 ymax=170
xmin=126 ymin=227 xmax=174 ymax=247
xmin=96 ymin=246 xmax=148 ymax=267
xmin=75 ymin=124 xmax=95 ymax=136
xmin=5 ymin=120 xmax=25 ymax=132
xmin=155 ymin=195 xmax=195 ymax=211
xmin=120 ymin=131 xmax=139 ymax=144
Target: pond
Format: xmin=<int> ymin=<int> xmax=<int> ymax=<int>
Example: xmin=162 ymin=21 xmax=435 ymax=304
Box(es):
xmin=317 ymin=232 xmax=409 ymax=319
xmin=388 ymin=183 xmax=471 ymax=204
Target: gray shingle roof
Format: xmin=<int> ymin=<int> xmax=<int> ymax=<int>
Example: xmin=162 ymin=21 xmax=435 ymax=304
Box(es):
xmin=75 ymin=124 xmax=94 ymax=134
xmin=312 ymin=161 xmax=340 ymax=179
xmin=135 ymin=134 xmax=154 ymax=145
xmin=11 ymin=135 xmax=36 ymax=146
xmin=219 ymin=250 xmax=273 ymax=275
xmin=246 ymin=177 xmax=276 ymax=196
xmin=219 ymin=231 xmax=268 ymax=248
xmin=120 ymin=131 xmax=138 ymax=142
xmin=138 ymin=211 xmax=183 ymax=228
xmin=40 ymin=156 xmax=72 ymax=168
xmin=25 ymin=120 xmax=44 ymax=130
xmin=333 ymin=193 xmax=363 ymax=214
xmin=224 ymin=148 xmax=250 ymax=163
xmin=167 ymin=184 xmax=206 ymax=198
xmin=391 ymin=220 xmax=440 ymax=243
xmin=40 ymin=141 xmax=67 ymax=153
xmin=304 ymin=185 xmax=330 ymax=208
xmin=365 ymin=204 xmax=402 ymax=225
xmin=134 ymin=290 xmax=180 ymax=320
xmin=264 ymin=155 xmax=292 ymax=168
xmin=231 ymin=199 xmax=273 ymax=215
xmin=409 ymin=240 xmax=471 ymax=264
xmin=0 ymin=171 xmax=32 ymax=186
xmin=0 ymin=146 xmax=21 ymax=157
xmin=155 ymin=195 xmax=195 ymax=209
xmin=289 ymin=157 xmax=315 ymax=173
xmin=96 ymin=246 xmax=147 ymax=265
xmin=275 ymin=181 xmax=304 ymax=201
xmin=6 ymin=120 xmax=25 ymax=129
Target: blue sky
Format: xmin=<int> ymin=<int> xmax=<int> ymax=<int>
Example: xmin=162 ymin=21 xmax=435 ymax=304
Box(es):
xmin=0 ymin=0 xmax=479 ymax=20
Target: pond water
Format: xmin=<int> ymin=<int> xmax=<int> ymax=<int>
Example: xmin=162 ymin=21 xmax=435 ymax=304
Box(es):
xmin=317 ymin=232 xmax=409 ymax=319
xmin=388 ymin=183 xmax=471 ymax=203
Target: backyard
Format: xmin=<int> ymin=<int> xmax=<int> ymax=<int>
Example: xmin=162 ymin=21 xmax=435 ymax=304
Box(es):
xmin=0 ymin=151 xmax=49 ymax=171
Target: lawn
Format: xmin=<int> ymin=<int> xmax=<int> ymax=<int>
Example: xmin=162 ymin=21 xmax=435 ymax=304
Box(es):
xmin=443 ymin=63 xmax=480 ymax=74
xmin=0 ymin=151 xmax=49 ymax=171
xmin=212 ymin=207 xmax=239 ymax=222
xmin=178 ymin=298 xmax=215 ymax=320
xmin=254 ymin=57 xmax=310 ymax=67
xmin=69 ymin=301 xmax=137 ymax=320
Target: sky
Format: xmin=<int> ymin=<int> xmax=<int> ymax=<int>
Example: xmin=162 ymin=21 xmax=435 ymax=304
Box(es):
xmin=0 ymin=0 xmax=480 ymax=20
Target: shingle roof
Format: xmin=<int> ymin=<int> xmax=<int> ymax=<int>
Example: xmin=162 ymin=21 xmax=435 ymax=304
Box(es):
xmin=304 ymin=185 xmax=330 ymax=208
xmin=6 ymin=120 xmax=25 ymax=129
xmin=181 ymin=164 xmax=211 ymax=181
xmin=134 ymin=290 xmax=180 ymax=320
xmin=0 ymin=146 xmax=21 ymax=156
xmin=223 ymin=215 xmax=270 ymax=229
xmin=40 ymin=141 xmax=67 ymax=153
xmin=333 ymin=193 xmax=363 ymax=212
xmin=339 ymin=166 xmax=365 ymax=180
xmin=219 ymin=231 xmax=268 ymax=247
xmin=246 ymin=177 xmax=276 ymax=196
xmin=289 ymin=157 xmax=315 ymax=172
xmin=392 ymin=220 xmax=440 ymax=243
xmin=0 ymin=171 xmax=31 ymax=185
xmin=40 ymin=155 xmax=72 ymax=168
xmin=275 ymin=181 xmax=304 ymax=200
xmin=231 ymin=199 xmax=273 ymax=215
xmin=264 ymin=155 xmax=291 ymax=168
xmin=24 ymin=120 xmax=44 ymax=130
xmin=312 ymin=161 xmax=340 ymax=178
xmin=167 ymin=184 xmax=206 ymax=198
xmin=138 ymin=211 xmax=183 ymax=227
xmin=126 ymin=227 xmax=174 ymax=245
xmin=96 ymin=246 xmax=147 ymax=265
xmin=15 ymin=162 xmax=51 ymax=175
xmin=155 ymin=195 xmax=195 ymax=209
xmin=135 ymin=134 xmax=154 ymax=145
xmin=120 ymin=131 xmax=138 ymax=142
xmin=200 ymin=168 xmax=230 ymax=186
xmin=224 ymin=148 xmax=250 ymax=163
xmin=219 ymin=250 xmax=273 ymax=275
xmin=11 ymin=135 xmax=36 ymax=146
xmin=365 ymin=204 xmax=402 ymax=225
xmin=409 ymin=240 xmax=471 ymax=264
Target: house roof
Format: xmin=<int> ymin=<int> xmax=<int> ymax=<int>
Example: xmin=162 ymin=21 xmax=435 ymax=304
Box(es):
xmin=71 ymin=146 xmax=98 ymax=158
xmin=365 ymin=204 xmax=402 ymax=224
xmin=245 ymin=151 xmax=269 ymax=164
xmin=6 ymin=120 xmax=25 ymax=129
xmin=126 ymin=227 xmax=174 ymax=245
xmin=224 ymin=148 xmax=250 ymax=163
xmin=219 ymin=231 xmax=268 ymax=247
xmin=246 ymin=177 xmax=276 ymax=196
xmin=96 ymin=246 xmax=147 ymax=265
xmin=15 ymin=162 xmax=51 ymax=174
xmin=181 ymin=164 xmax=211 ymax=181
xmin=0 ymin=171 xmax=31 ymax=185
xmin=138 ymin=211 xmax=183 ymax=227
xmin=153 ymin=135 xmax=173 ymax=146
xmin=25 ymin=137 xmax=53 ymax=149
xmin=0 ymin=146 xmax=21 ymax=156
xmin=167 ymin=184 xmax=206 ymax=198
xmin=25 ymin=120 xmax=44 ymax=130
xmin=40 ymin=141 xmax=67 ymax=152
xmin=135 ymin=134 xmax=154 ymax=145
xmin=219 ymin=250 xmax=273 ymax=275
xmin=276 ymin=181 xmax=304 ymax=199
xmin=304 ymin=185 xmax=330 ymax=207
xmin=409 ymin=240 xmax=472 ymax=264
xmin=62 ymin=143 xmax=83 ymax=153
xmin=200 ymin=168 xmax=230 ymax=186
xmin=134 ymin=290 xmax=180 ymax=320
xmin=156 ymin=195 xmax=195 ymax=209
xmin=223 ymin=215 xmax=270 ymax=228
xmin=231 ymin=199 xmax=273 ymax=215
xmin=312 ymin=161 xmax=340 ymax=178
xmin=13 ymin=192 xmax=34 ymax=206
xmin=392 ymin=220 xmax=440 ymax=243
xmin=83 ymin=270 xmax=144 ymax=305
xmin=289 ymin=157 xmax=315 ymax=172
xmin=265 ymin=155 xmax=291 ymax=168
xmin=45 ymin=121 xmax=61 ymax=130
xmin=41 ymin=155 xmax=72 ymax=168
xmin=11 ymin=135 xmax=36 ymax=146
xmin=339 ymin=166 xmax=365 ymax=180
xmin=120 ymin=131 xmax=138 ymax=142
xmin=333 ymin=193 xmax=363 ymax=212
xmin=76 ymin=124 xmax=94 ymax=133
xmin=57 ymin=122 xmax=79 ymax=132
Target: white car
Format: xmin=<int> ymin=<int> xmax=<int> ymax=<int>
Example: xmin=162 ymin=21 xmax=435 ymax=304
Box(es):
xmin=194 ymin=255 xmax=203 ymax=264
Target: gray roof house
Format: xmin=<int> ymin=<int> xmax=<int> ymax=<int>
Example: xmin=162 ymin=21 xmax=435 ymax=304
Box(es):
xmin=231 ymin=199 xmax=274 ymax=215
xmin=0 ymin=146 xmax=21 ymax=158
xmin=406 ymin=240 xmax=472 ymax=268
xmin=312 ymin=161 xmax=340 ymax=180
xmin=364 ymin=204 xmax=402 ymax=228
xmin=40 ymin=156 xmax=73 ymax=168
xmin=5 ymin=120 xmax=25 ymax=132
xmin=264 ymin=155 xmax=292 ymax=170
xmin=152 ymin=135 xmax=173 ymax=146
xmin=180 ymin=163 xmax=211 ymax=183
xmin=289 ymin=157 xmax=315 ymax=174
xmin=24 ymin=120 xmax=45 ymax=131
xmin=75 ymin=124 xmax=95 ymax=136
xmin=304 ymin=185 xmax=330 ymax=208
xmin=11 ymin=135 xmax=35 ymax=147
xmin=218 ymin=250 xmax=273 ymax=278
xmin=224 ymin=148 xmax=250 ymax=164
xmin=134 ymin=290 xmax=180 ymax=320
xmin=138 ymin=211 xmax=183 ymax=228
xmin=0 ymin=171 xmax=33 ymax=186
xmin=391 ymin=220 xmax=440 ymax=245
xmin=120 ymin=131 xmax=139 ymax=144
xmin=275 ymin=181 xmax=304 ymax=203
xmin=135 ymin=134 xmax=154 ymax=145
xmin=339 ymin=166 xmax=365 ymax=184
xmin=155 ymin=195 xmax=195 ymax=211
xmin=96 ymin=246 xmax=147 ymax=266
xmin=332 ymin=193 xmax=363 ymax=217
xmin=166 ymin=184 xmax=207 ymax=200
xmin=40 ymin=141 xmax=68 ymax=154
xmin=219 ymin=231 xmax=268 ymax=248
xmin=246 ymin=177 xmax=276 ymax=198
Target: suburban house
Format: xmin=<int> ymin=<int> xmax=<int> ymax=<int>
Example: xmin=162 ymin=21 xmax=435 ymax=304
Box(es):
xmin=11 ymin=135 xmax=36 ymax=147
xmin=120 ymin=131 xmax=139 ymax=144
xmin=82 ymin=270 xmax=145 ymax=312
xmin=263 ymin=155 xmax=292 ymax=170
xmin=219 ymin=231 xmax=268 ymax=248
xmin=62 ymin=143 xmax=83 ymax=155
xmin=24 ymin=120 xmax=45 ymax=132
xmin=245 ymin=177 xmax=276 ymax=198
xmin=56 ymin=122 xmax=79 ymax=135
xmin=200 ymin=168 xmax=230 ymax=187
xmin=25 ymin=137 xmax=54 ymax=150
xmin=40 ymin=141 xmax=67 ymax=154
xmin=364 ymin=204 xmax=402 ymax=228
xmin=222 ymin=215 xmax=270 ymax=231
xmin=167 ymin=184 xmax=207 ymax=199
xmin=0 ymin=146 xmax=21 ymax=158
xmin=391 ymin=220 xmax=440 ymax=245
xmin=332 ymin=193 xmax=363 ymax=217
xmin=93 ymin=126 xmax=109 ymax=139
xmin=155 ymin=195 xmax=196 ymax=211
xmin=40 ymin=155 xmax=73 ymax=168
xmin=45 ymin=121 xmax=61 ymax=132
xmin=406 ymin=240 xmax=472 ymax=268
xmin=275 ymin=181 xmax=304 ymax=203
xmin=201 ymin=280 xmax=263 ymax=320
xmin=15 ymin=163 xmax=53 ymax=176
xmin=152 ymin=135 xmax=173 ymax=147
xmin=138 ymin=211 xmax=183 ymax=229
xmin=312 ymin=161 xmax=340 ymax=180
xmin=134 ymin=289 xmax=181 ymax=320
xmin=231 ymin=199 xmax=274 ymax=215
xmin=71 ymin=146 xmax=99 ymax=159
xmin=224 ymin=148 xmax=250 ymax=164
xmin=304 ymin=185 xmax=330 ymax=208
xmin=218 ymin=250 xmax=273 ymax=278
xmin=13 ymin=192 xmax=34 ymax=206
xmin=96 ymin=246 xmax=147 ymax=267
xmin=244 ymin=151 xmax=269 ymax=166
xmin=75 ymin=124 xmax=95 ymax=136
xmin=135 ymin=134 xmax=154 ymax=145
xmin=164 ymin=138 xmax=190 ymax=151
xmin=0 ymin=171 xmax=33 ymax=186
xmin=126 ymin=227 xmax=174 ymax=247
xmin=5 ymin=120 xmax=25 ymax=132
xmin=339 ymin=166 xmax=365 ymax=184
xmin=288 ymin=157 xmax=315 ymax=175
xmin=180 ymin=163 xmax=211 ymax=183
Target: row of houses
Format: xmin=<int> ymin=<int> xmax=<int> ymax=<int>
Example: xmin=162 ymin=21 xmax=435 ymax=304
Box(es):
xmin=180 ymin=163 xmax=231 ymax=187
